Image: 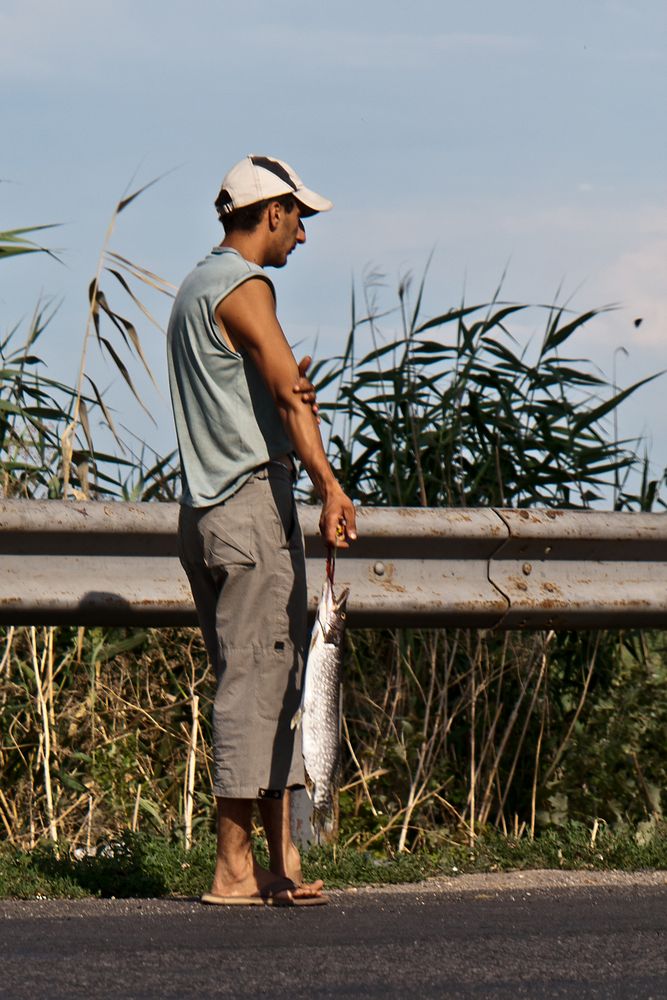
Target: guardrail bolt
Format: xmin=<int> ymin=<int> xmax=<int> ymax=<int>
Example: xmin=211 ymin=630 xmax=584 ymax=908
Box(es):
xmin=373 ymin=561 xmax=386 ymax=577
xmin=522 ymin=562 xmax=532 ymax=576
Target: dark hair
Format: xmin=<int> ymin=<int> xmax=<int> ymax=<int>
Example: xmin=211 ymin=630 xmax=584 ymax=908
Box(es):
xmin=215 ymin=193 xmax=297 ymax=234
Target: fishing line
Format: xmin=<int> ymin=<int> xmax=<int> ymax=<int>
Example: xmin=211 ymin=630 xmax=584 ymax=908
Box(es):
xmin=326 ymin=544 xmax=336 ymax=584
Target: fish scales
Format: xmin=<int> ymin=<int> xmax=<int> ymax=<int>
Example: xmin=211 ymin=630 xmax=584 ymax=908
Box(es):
xmin=293 ymin=577 xmax=349 ymax=835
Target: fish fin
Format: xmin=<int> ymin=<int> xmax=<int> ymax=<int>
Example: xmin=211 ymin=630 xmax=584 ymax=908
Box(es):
xmin=290 ymin=706 xmax=304 ymax=731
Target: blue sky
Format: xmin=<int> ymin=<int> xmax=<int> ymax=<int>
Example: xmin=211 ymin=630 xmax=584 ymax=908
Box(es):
xmin=2 ymin=0 xmax=666 ymax=486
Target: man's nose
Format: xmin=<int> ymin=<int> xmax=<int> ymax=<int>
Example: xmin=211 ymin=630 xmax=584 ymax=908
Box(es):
xmin=297 ymin=220 xmax=306 ymax=244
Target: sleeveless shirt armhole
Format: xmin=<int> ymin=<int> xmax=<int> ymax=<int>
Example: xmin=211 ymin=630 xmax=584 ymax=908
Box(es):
xmin=209 ymin=272 xmax=276 ymax=356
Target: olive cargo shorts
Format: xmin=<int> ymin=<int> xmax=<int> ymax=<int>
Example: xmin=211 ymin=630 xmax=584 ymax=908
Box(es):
xmin=178 ymin=463 xmax=307 ymax=798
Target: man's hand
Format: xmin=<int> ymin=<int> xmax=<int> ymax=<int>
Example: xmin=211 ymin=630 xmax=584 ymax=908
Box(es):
xmin=293 ymin=355 xmax=319 ymax=421
xmin=319 ymin=487 xmax=357 ymax=549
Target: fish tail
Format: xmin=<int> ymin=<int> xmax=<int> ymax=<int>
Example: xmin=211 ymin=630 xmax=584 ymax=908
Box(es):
xmin=312 ymin=804 xmax=336 ymax=844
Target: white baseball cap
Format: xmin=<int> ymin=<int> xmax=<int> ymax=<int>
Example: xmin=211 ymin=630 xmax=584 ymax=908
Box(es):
xmin=216 ymin=154 xmax=333 ymax=217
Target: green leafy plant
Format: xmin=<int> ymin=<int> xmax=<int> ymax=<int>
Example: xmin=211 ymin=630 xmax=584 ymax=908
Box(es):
xmin=314 ymin=272 xmax=662 ymax=510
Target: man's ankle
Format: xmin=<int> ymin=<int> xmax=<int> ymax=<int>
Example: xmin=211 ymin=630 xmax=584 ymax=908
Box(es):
xmin=214 ymin=855 xmax=254 ymax=883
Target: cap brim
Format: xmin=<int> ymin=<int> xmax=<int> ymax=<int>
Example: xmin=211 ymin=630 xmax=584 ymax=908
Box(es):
xmin=294 ymin=186 xmax=333 ymax=217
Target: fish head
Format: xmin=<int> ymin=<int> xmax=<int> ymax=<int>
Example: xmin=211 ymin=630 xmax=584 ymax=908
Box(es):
xmin=323 ymin=586 xmax=349 ymax=645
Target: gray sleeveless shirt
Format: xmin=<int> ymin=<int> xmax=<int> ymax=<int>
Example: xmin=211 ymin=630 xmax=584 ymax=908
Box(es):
xmin=167 ymin=247 xmax=293 ymax=507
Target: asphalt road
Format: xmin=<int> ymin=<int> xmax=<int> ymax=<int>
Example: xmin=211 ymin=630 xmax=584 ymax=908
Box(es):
xmin=1 ymin=872 xmax=665 ymax=999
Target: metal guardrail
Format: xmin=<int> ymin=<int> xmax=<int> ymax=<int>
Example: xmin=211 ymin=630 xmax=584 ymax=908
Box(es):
xmin=0 ymin=499 xmax=665 ymax=628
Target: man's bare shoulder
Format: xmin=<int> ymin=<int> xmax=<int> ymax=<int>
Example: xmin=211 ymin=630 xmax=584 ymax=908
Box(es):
xmin=216 ymin=273 xmax=275 ymax=320
xmin=215 ymin=275 xmax=285 ymax=358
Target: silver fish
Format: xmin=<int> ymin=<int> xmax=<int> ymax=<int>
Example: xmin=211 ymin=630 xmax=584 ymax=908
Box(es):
xmin=292 ymin=576 xmax=349 ymax=836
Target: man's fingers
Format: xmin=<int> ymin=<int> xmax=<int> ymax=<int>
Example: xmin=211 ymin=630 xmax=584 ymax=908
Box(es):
xmin=319 ymin=512 xmax=342 ymax=548
xmin=293 ymin=381 xmax=316 ymax=398
xmin=293 ymin=362 xmax=319 ymax=419
xmin=341 ymin=499 xmax=357 ymax=541
xmin=293 ymin=382 xmax=319 ymax=419
xmin=319 ymin=503 xmax=358 ymax=548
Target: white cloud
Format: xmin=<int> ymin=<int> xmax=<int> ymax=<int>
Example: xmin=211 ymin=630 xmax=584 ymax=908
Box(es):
xmin=589 ymin=239 xmax=667 ymax=348
xmin=317 ymin=194 xmax=667 ymax=357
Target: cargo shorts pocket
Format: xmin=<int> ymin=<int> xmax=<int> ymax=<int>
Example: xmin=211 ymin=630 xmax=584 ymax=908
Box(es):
xmin=198 ymin=504 xmax=256 ymax=570
xmin=255 ymin=640 xmax=301 ymax=723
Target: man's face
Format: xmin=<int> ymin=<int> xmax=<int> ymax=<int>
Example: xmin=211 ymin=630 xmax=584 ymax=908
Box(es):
xmin=269 ymin=203 xmax=306 ymax=268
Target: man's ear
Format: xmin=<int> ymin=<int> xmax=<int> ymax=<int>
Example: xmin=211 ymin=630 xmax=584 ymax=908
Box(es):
xmin=266 ymin=200 xmax=282 ymax=231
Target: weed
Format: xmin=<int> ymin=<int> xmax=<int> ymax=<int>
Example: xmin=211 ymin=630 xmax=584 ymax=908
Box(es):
xmin=1 ymin=822 xmax=664 ymax=899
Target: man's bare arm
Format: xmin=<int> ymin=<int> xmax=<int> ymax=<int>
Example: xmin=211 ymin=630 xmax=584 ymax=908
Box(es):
xmin=215 ymin=278 xmax=357 ymax=548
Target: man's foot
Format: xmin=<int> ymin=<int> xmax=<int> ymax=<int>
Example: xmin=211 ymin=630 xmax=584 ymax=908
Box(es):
xmin=201 ymin=863 xmax=328 ymax=906
xmin=208 ymin=859 xmax=325 ymax=905
xmin=210 ymin=859 xmax=287 ymax=901
xmin=269 ymin=837 xmax=325 ymax=894
xmin=288 ymin=877 xmax=326 ymax=901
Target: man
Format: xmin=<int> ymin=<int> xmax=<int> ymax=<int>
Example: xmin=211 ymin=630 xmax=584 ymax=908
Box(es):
xmin=167 ymin=154 xmax=357 ymax=906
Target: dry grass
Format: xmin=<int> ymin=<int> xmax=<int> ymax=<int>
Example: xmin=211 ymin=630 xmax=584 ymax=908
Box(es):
xmin=0 ymin=626 xmax=214 ymax=848
xmin=2 ymin=621 xmax=663 ymax=854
